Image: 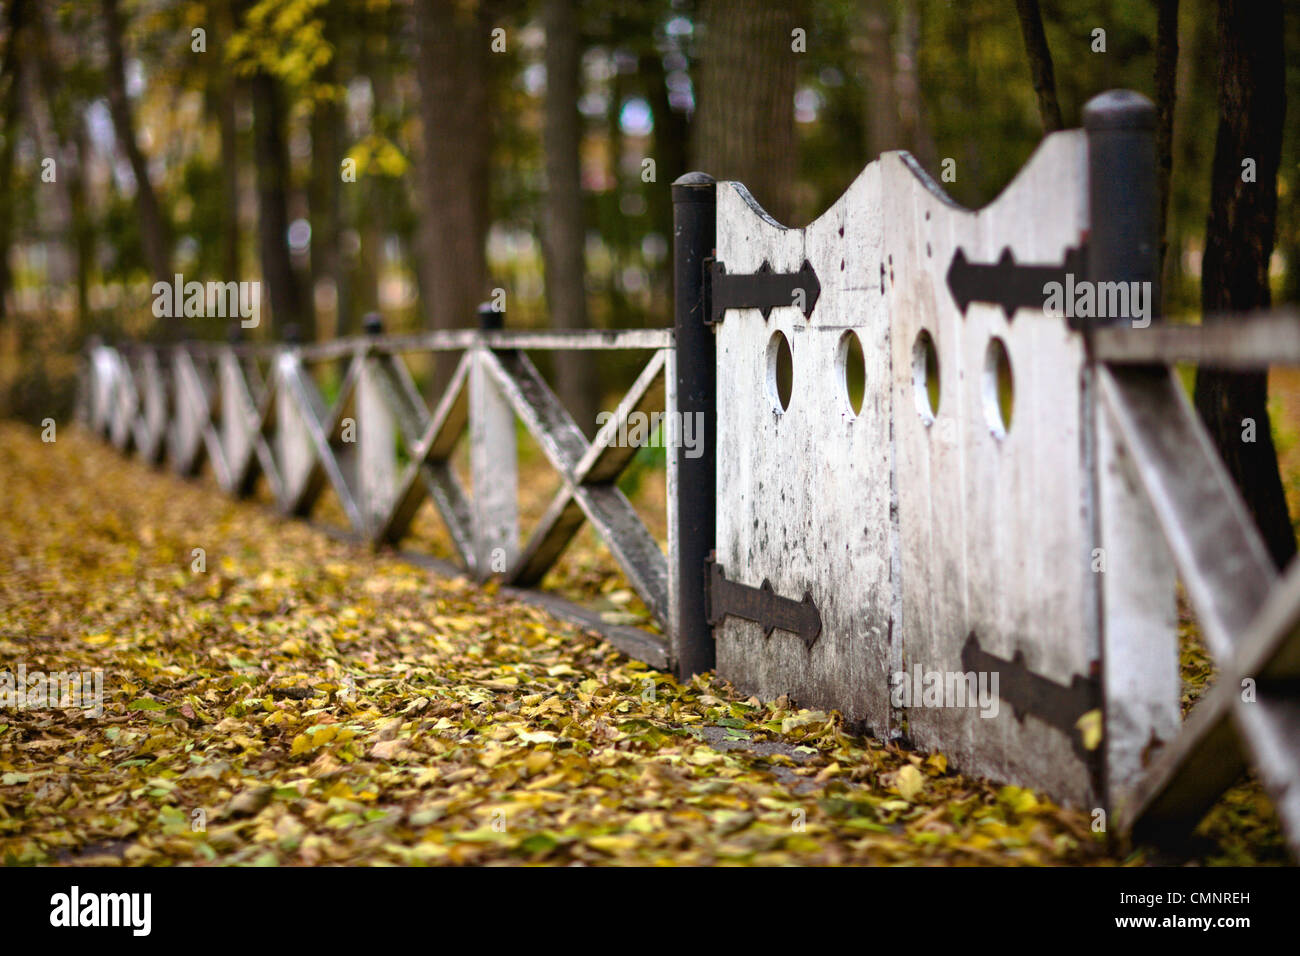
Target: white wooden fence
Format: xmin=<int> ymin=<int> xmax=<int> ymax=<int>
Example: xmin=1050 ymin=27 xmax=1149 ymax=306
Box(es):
xmin=78 ymin=90 xmax=1300 ymax=858
xmin=80 ymin=322 xmax=678 ymax=669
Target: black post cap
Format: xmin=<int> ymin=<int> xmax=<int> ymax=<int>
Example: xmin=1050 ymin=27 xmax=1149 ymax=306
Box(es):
xmin=478 ymin=302 xmax=504 ymax=330
xmin=672 ymin=171 xmax=716 ymax=204
xmin=1083 ymin=89 xmax=1155 ymax=132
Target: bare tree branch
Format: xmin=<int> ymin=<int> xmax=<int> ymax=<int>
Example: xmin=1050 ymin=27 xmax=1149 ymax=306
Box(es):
xmin=1013 ymin=0 xmax=1064 ymax=134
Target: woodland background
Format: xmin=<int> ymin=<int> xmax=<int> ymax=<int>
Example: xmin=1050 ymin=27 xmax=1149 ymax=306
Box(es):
xmin=0 ymin=0 xmax=1296 ymax=566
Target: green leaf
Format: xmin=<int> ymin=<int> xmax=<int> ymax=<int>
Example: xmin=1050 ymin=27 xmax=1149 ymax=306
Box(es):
xmin=518 ymin=833 xmax=559 ymax=856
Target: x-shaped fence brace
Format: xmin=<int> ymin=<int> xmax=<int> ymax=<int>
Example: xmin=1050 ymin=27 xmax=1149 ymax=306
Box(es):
xmin=1091 ymin=308 xmax=1300 ymax=854
xmin=82 ymin=328 xmax=677 ymax=668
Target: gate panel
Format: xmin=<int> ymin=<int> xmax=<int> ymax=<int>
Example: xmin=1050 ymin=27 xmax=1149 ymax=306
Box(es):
xmin=711 ymin=130 xmax=1175 ymax=808
xmin=884 ymin=134 xmax=1101 ymax=804
xmin=713 ymin=167 xmax=895 ymax=733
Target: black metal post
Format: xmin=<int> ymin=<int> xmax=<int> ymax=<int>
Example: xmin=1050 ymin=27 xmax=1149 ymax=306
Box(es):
xmin=1083 ymin=90 xmax=1161 ymax=813
xmin=1083 ymin=90 xmax=1159 ymax=326
xmin=671 ymin=172 xmax=716 ymax=679
xmin=478 ymin=302 xmax=504 ymax=331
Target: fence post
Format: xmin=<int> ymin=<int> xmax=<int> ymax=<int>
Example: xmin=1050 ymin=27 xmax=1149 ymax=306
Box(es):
xmin=220 ymin=325 xmax=252 ymax=492
xmin=139 ymin=347 xmax=166 ymax=465
xmin=670 ymin=172 xmax=717 ymax=679
xmin=88 ymin=338 xmax=113 ymax=438
xmin=107 ymin=346 xmax=127 ymax=450
xmin=276 ymin=323 xmax=313 ymax=512
xmin=1084 ymin=90 xmax=1159 ymax=318
xmin=171 ymin=344 xmax=203 ymax=476
xmin=358 ymin=312 xmax=397 ymax=541
xmin=470 ymin=302 xmax=517 ymax=579
xmin=1083 ymin=90 xmax=1180 ymax=811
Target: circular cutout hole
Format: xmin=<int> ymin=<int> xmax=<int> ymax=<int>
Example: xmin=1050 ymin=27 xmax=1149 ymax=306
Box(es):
xmin=983 ymin=337 xmax=1014 ymax=437
xmin=838 ymin=331 xmax=866 ymax=417
xmin=766 ymin=330 xmax=794 ymax=413
xmin=912 ymin=329 xmax=940 ymax=423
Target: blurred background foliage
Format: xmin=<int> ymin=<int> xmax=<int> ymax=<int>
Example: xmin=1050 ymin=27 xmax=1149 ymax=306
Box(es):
xmin=0 ymin=0 xmax=1295 ymax=428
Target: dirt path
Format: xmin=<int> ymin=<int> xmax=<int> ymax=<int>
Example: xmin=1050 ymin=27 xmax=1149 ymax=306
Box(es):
xmin=0 ymin=423 xmax=1283 ymax=865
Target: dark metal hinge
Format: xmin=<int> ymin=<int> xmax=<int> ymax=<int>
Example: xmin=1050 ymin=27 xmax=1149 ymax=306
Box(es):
xmin=945 ymin=245 xmax=1088 ymax=326
xmin=960 ymin=632 xmax=1099 ymax=761
xmin=706 ymin=259 xmax=822 ymax=326
xmin=705 ymin=552 xmax=822 ymax=649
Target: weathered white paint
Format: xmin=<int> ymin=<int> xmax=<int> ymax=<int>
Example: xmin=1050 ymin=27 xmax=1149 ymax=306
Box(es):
xmin=108 ymin=351 xmax=136 ymax=451
xmin=885 ymin=135 xmax=1099 ymax=803
xmin=220 ymin=348 xmax=256 ymax=483
xmin=171 ymin=351 xmax=210 ymax=477
xmin=665 ymin=345 xmax=681 ymax=663
xmin=714 ymin=166 xmax=894 ymax=733
xmin=90 ymin=347 xmax=118 ymax=437
xmin=712 ymin=131 xmax=1179 ymax=809
xmin=1094 ymin=385 xmax=1179 ymax=810
xmin=275 ymin=352 xmax=314 ymax=506
xmin=358 ymin=354 xmax=398 ymax=538
xmin=470 ymin=347 xmax=518 ymax=577
xmin=138 ymin=351 xmax=167 ymax=462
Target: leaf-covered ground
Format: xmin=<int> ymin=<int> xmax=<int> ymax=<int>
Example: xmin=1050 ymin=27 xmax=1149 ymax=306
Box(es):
xmin=0 ymin=421 xmax=1286 ymax=865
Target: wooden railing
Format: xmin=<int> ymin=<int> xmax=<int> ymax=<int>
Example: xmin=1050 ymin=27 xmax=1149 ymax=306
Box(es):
xmin=79 ymin=321 xmax=679 ymax=669
xmin=1090 ymin=307 xmax=1300 ymax=852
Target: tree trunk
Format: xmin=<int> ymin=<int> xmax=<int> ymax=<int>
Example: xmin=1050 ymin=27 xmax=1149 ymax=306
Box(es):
xmin=310 ymin=98 xmax=342 ymax=338
xmin=541 ymin=0 xmax=597 ymax=432
xmin=215 ymin=3 xmax=240 ymax=289
xmin=309 ymin=7 xmax=342 ymax=341
xmin=352 ymin=34 xmax=383 ymax=325
xmin=857 ymin=0 xmax=898 ymax=160
xmin=640 ymin=48 xmax=688 ymax=287
xmin=892 ymin=0 xmax=937 ymax=172
xmin=101 ymin=0 xmax=170 ymax=286
xmin=21 ymin=8 xmax=78 ymax=322
xmin=692 ymin=0 xmax=801 ymax=225
xmin=1154 ymin=0 xmax=1179 ymax=290
xmin=1193 ymin=0 xmax=1294 ymax=569
xmin=36 ymin=5 xmax=93 ymax=333
xmin=0 ymin=0 xmax=27 ymax=327
xmin=251 ymin=70 xmax=306 ymax=340
xmin=219 ymin=87 xmax=239 ymax=285
xmin=1013 ymin=0 xmax=1064 ymax=134
xmin=412 ymin=0 xmax=491 ymax=393
xmin=67 ymin=122 xmax=93 ymax=335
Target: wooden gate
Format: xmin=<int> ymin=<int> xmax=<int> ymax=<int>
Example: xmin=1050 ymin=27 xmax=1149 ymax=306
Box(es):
xmin=705 ymin=93 xmax=1176 ymax=811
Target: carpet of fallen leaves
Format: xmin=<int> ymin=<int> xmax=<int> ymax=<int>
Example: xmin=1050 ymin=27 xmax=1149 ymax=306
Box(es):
xmin=0 ymin=421 xmax=1286 ymax=866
